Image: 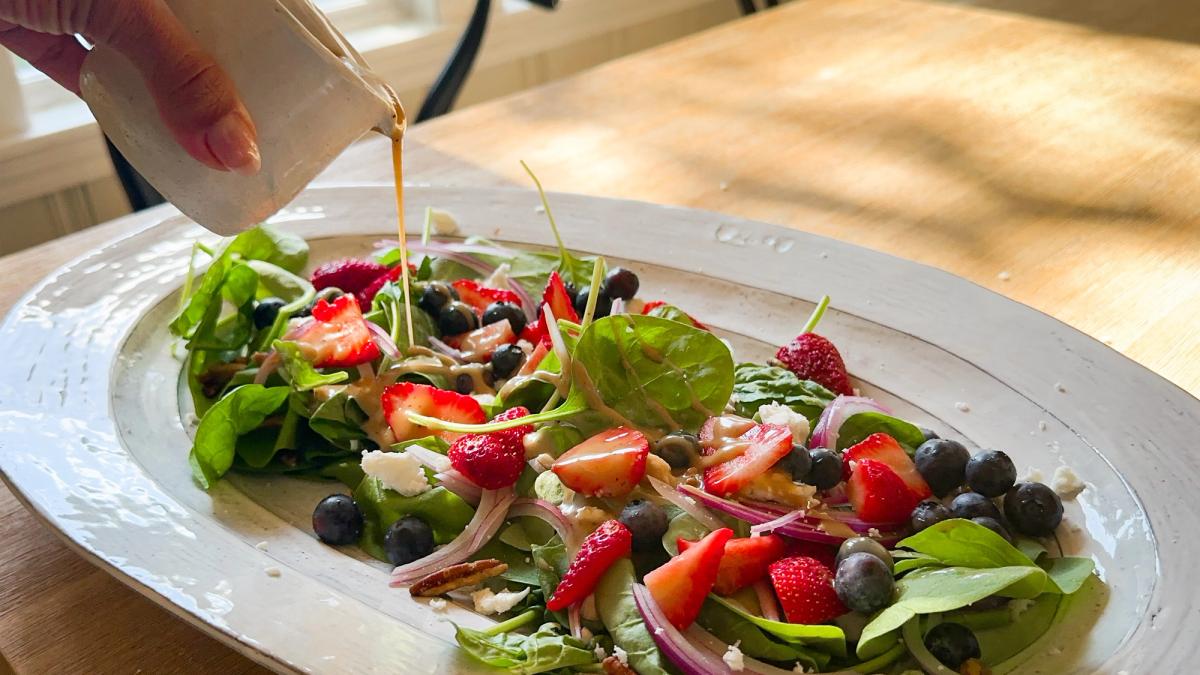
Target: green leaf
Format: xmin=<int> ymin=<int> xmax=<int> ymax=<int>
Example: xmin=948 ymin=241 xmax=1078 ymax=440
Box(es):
xmin=189 ymin=385 xmax=289 ymax=488
xmin=521 ymin=161 xmax=594 ymax=290
xmin=530 ymin=540 xmax=570 ymax=625
xmin=244 ymin=259 xmax=313 ymax=304
xmin=186 ymin=261 xmax=260 ymax=351
xmin=663 ymin=512 xmax=709 ymax=555
xmin=236 ymin=404 xmax=303 ymax=468
xmin=272 ymin=340 xmax=350 ymax=391
xmin=893 ymin=552 xmax=941 ymax=575
xmin=454 ymin=622 xmax=595 ymax=674
xmin=836 ymin=411 xmax=926 ymax=451
xmin=696 ymin=598 xmax=828 ymax=670
xmin=474 ymin=538 xmax=542 ymax=587
xmin=364 ymin=280 xmax=437 ymax=352
xmin=708 ymin=595 xmax=847 ymax=657
xmin=856 ymin=565 xmax=1048 ymax=658
xmin=307 ymin=391 xmax=369 ymax=449
xmin=1040 ymin=556 xmax=1095 ymax=594
xmin=464 ymin=237 xmax=562 ymax=297
xmin=227 ymin=224 xmax=309 ymax=273
xmin=595 ymin=558 xmax=671 ymax=675
xmin=353 ymin=477 xmax=474 ymax=561
xmin=730 ymin=363 xmax=836 ymax=420
xmin=897 ymin=519 xmax=1037 ymax=569
xmin=392 ymin=435 xmax=451 ymax=454
xmin=1016 ymin=536 xmax=1048 ymax=562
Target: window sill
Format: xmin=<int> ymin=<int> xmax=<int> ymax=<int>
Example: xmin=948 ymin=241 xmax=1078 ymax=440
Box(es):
xmin=0 ymin=0 xmax=721 ymax=209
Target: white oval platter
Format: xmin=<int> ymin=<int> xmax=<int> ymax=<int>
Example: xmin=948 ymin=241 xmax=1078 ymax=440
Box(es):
xmin=0 ymin=185 xmax=1192 ymax=673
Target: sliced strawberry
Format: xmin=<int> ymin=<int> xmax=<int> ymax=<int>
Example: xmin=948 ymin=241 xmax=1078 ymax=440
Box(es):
xmin=543 ymin=271 xmax=579 ymax=323
xmin=846 ymin=458 xmax=924 ymax=523
xmin=641 ymin=300 xmax=668 ymax=314
xmin=702 ymin=423 xmax=794 ymax=497
xmin=547 ymin=520 xmax=632 ymax=611
xmin=678 ymin=534 xmax=786 ymax=596
xmin=642 ymin=300 xmax=708 ymax=330
xmin=311 ymin=258 xmax=388 ymax=296
xmin=843 ymin=433 xmax=931 ymax=498
xmin=776 ymin=333 xmax=853 ymax=396
xmin=769 ymin=556 xmax=847 ymax=624
xmin=491 ymin=406 xmax=534 ymax=444
xmin=290 ymin=294 xmax=381 ymax=367
xmin=517 ymin=340 xmax=550 ymax=377
xmin=644 ymin=528 xmax=733 ymax=629
xmin=552 ymin=427 xmax=649 ymax=498
xmin=448 ymin=320 xmax=516 ymax=360
xmin=451 ymin=279 xmax=523 ymax=314
xmin=448 ymin=429 xmax=525 ymax=489
xmin=784 ymin=540 xmax=838 ymax=570
xmin=357 ymin=265 xmax=408 ymax=312
xmin=519 ymin=318 xmax=547 ymax=346
xmin=380 ymin=382 xmax=485 ymax=443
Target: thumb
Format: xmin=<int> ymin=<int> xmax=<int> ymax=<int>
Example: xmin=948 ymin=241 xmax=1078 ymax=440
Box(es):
xmin=87 ymin=0 xmax=261 ymax=175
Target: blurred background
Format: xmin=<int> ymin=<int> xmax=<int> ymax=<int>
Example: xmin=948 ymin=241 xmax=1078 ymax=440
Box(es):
xmin=0 ymin=0 xmax=1195 ymax=255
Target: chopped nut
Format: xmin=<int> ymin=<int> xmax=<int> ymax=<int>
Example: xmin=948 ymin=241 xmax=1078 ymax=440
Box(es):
xmin=602 ymin=656 xmax=637 ymax=675
xmin=408 ymin=559 xmax=508 ymax=597
xmin=960 ymin=658 xmax=992 ymax=675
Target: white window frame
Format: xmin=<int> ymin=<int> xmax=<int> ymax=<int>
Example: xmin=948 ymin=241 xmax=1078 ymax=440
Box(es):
xmin=0 ymin=0 xmax=724 ymax=209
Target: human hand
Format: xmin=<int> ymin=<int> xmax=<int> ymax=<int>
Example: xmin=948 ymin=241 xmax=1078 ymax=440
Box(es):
xmin=0 ymin=0 xmax=260 ymax=174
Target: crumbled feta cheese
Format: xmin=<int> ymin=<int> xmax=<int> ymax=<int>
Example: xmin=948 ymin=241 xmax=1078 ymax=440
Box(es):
xmin=740 ymin=471 xmax=816 ymax=508
xmin=361 ymin=450 xmax=431 ymax=496
xmin=613 ymin=646 xmax=629 ymax=665
xmin=428 ymin=597 xmax=448 ymax=612
xmin=1055 ymin=382 xmax=1067 ymax=393
xmin=264 ymin=567 xmax=281 ymax=578
xmin=429 ymin=208 xmax=460 ymax=235
xmin=867 ymin=528 xmax=882 ymax=539
xmin=1051 ymin=466 xmax=1086 ymax=499
xmin=757 ymin=403 xmax=810 ymax=442
xmin=1019 ymin=467 xmax=1044 ymax=483
xmin=255 ymin=541 xmax=269 ymax=552
xmin=470 ymin=587 xmax=530 ymax=615
xmin=483 ymin=263 xmax=511 ymax=290
xmin=472 ymin=393 xmax=496 ymax=407
xmin=955 ymin=401 xmax=971 ymax=412
xmin=534 ymin=204 xmax=546 ymax=214
xmin=997 ymin=270 xmax=1011 ymax=281
xmin=594 ymin=646 xmax=607 ymax=661
xmin=723 ymin=642 xmax=745 ymax=671
xmin=793 ymin=664 xmax=810 ymax=674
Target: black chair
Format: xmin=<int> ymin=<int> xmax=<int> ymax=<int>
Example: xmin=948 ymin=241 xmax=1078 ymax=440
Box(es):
xmin=107 ymin=0 xmax=560 ymax=211
xmin=739 ymin=0 xmax=779 ymax=15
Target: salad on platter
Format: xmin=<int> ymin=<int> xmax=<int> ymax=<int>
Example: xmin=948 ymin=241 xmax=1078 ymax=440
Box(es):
xmin=170 ymin=183 xmax=1100 ymax=674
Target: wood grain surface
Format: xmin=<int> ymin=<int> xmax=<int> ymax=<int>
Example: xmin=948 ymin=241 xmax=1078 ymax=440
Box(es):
xmin=4 ymin=0 xmax=1200 ymax=671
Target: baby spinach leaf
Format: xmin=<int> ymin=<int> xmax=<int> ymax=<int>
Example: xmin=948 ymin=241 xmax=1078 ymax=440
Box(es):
xmin=236 ymin=405 xmax=303 ymax=468
xmin=642 ymin=302 xmax=696 ymax=326
xmin=973 ymin=592 xmax=1062 ymax=664
xmin=392 ymin=435 xmax=451 ymax=454
xmin=473 ymin=538 xmax=541 ymax=587
xmin=595 ymin=558 xmax=671 ymax=675
xmin=708 ymin=595 xmax=847 ymax=657
xmin=307 ymin=391 xmax=369 ymax=449
xmin=226 ymin=223 xmax=309 ymax=273
xmin=730 ymin=363 xmax=835 ymax=420
xmin=1016 ymin=536 xmax=1048 ymax=563
xmin=188 ymin=261 xmax=260 ymax=351
xmin=857 ymin=565 xmax=1048 ymax=658
xmin=836 ymin=411 xmax=926 ymax=451
xmin=454 ymin=621 xmax=595 ymax=674
xmin=893 ymin=552 xmax=941 ymax=575
xmin=189 ymin=385 xmax=290 ymax=489
xmin=365 ymin=281 xmax=437 ymax=351
xmin=272 ymin=340 xmax=349 ymax=391
xmin=315 ymin=457 xmax=366 ymax=489
xmin=1040 ymin=556 xmax=1095 ymax=595
xmin=244 ymin=259 xmax=313 ymax=303
xmin=696 ymin=598 xmax=828 ymax=670
xmin=897 ymin=519 xmax=1037 ymax=569
xmin=353 ymin=477 xmax=474 ymax=561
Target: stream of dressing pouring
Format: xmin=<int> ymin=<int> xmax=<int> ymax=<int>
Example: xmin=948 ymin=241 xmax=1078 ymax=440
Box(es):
xmin=79 ymin=0 xmax=403 ymax=236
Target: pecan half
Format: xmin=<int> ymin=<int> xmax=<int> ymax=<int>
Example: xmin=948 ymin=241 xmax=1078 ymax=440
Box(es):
xmin=602 ymin=656 xmax=636 ymax=675
xmin=408 ymin=559 xmax=508 ymax=597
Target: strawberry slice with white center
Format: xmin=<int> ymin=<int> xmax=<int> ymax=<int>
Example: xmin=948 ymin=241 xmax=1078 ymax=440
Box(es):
xmin=552 ymin=427 xmax=649 ymax=498
xmin=702 ymin=423 xmax=794 ymax=497
xmin=451 ymin=279 xmax=523 ymax=314
xmin=444 ymin=320 xmax=516 ymax=360
xmin=290 ymin=294 xmax=381 ymax=367
xmin=517 ymin=341 xmax=550 ymax=376
xmin=847 ymin=458 xmax=924 ymax=523
xmin=381 ymin=382 xmax=485 ymax=442
xmin=543 ymin=271 xmax=579 ymax=323
xmin=842 ymin=432 xmax=931 ymax=498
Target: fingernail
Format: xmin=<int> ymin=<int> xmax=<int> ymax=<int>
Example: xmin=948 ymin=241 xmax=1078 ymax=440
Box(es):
xmin=204 ymin=112 xmax=261 ymax=176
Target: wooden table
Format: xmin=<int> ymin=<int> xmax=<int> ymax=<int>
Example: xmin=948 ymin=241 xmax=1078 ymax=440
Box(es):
xmin=5 ymin=0 xmax=1200 ymax=670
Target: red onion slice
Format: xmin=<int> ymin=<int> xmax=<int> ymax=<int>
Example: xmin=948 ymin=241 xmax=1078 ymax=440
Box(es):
xmin=648 ymin=476 xmax=724 ymax=531
xmin=752 ymin=580 xmax=781 ymax=622
xmin=366 ymin=321 xmax=400 ymax=359
xmin=810 ymin=396 xmax=891 ymax=450
xmin=749 ymin=508 xmax=812 ymax=535
xmin=253 ymin=351 xmax=281 ymax=385
xmin=568 ymin=602 xmax=583 ymax=639
xmin=428 ymin=336 xmax=466 ymax=362
xmin=509 ymin=498 xmax=583 ymax=552
xmin=434 ymin=469 xmax=481 ymax=505
xmin=390 ymin=488 xmax=515 ymax=584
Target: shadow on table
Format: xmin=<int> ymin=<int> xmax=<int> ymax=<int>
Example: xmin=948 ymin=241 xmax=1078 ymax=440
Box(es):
xmin=949 ymin=0 xmax=1200 ymax=45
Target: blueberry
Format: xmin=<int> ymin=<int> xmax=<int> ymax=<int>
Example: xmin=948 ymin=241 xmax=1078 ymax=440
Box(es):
xmin=971 ymin=516 xmax=1014 ymax=544
xmin=490 ymin=343 xmax=525 ymax=379
xmin=836 ymin=536 xmax=893 ymax=570
xmin=965 ymin=450 xmax=1017 ymax=498
xmin=910 ymin=499 xmax=952 ymax=533
xmin=383 ymin=516 xmax=435 ymax=565
xmin=654 ymin=432 xmax=699 ymax=470
xmin=619 ymin=500 xmax=670 ymax=551
xmin=253 ymin=297 xmax=286 ymax=329
xmin=834 ymin=552 xmax=895 ymax=613
xmin=573 ymin=285 xmax=612 ymax=319
xmin=454 ymin=373 xmax=474 ymax=394
xmin=1004 ymin=482 xmax=1064 ymax=537
xmin=437 ymin=301 xmax=478 ymax=335
xmin=914 ymin=439 xmax=970 ymax=497
xmin=803 ymin=448 xmax=842 ymax=490
xmin=312 ymin=494 xmax=363 ymax=546
xmin=923 ymin=622 xmax=981 ymax=669
xmin=482 ymin=301 xmax=527 ymax=334
xmin=602 ymin=267 xmax=640 ymax=300
xmin=950 ymin=492 xmax=1001 ymax=521
xmin=419 ymin=281 xmax=458 ymax=316
xmin=779 ymin=444 xmax=813 ymax=481
xmin=919 ymin=427 xmax=940 ymax=442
